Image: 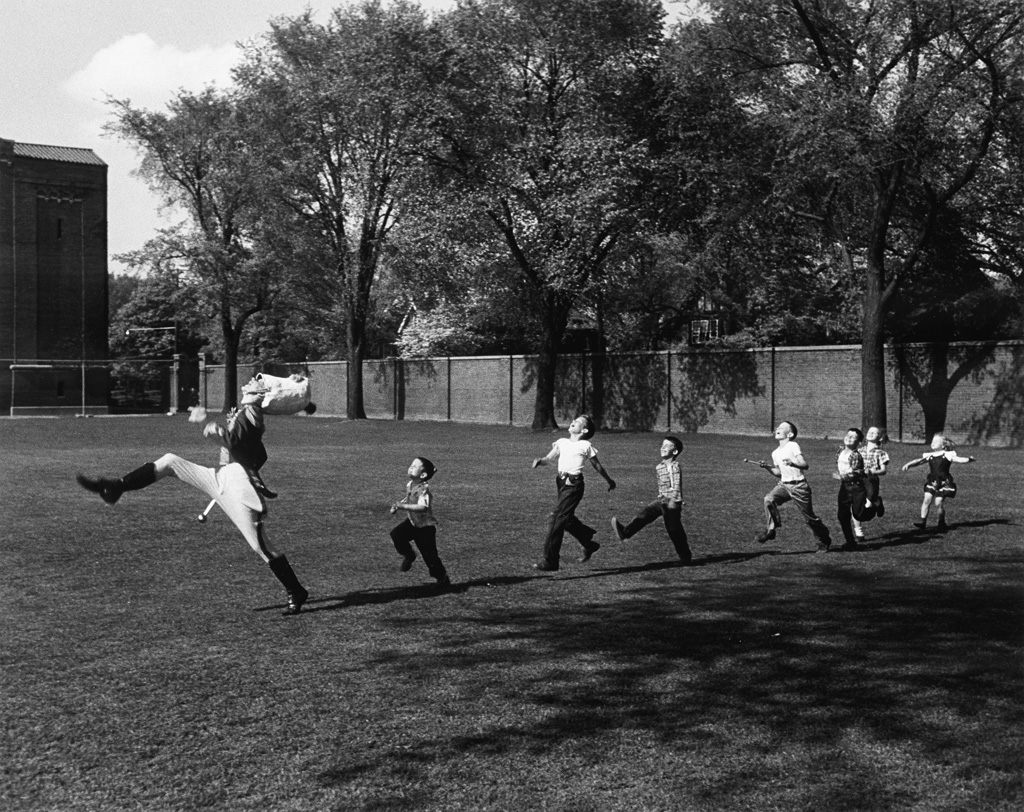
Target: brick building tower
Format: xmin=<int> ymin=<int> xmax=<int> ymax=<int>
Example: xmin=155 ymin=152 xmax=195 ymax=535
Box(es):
xmin=0 ymin=137 xmax=108 ymax=415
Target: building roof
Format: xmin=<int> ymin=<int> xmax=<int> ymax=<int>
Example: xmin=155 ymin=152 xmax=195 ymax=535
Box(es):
xmin=13 ymin=142 xmax=106 ymax=166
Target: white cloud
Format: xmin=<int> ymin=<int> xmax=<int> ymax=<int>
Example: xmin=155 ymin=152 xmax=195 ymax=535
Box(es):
xmin=65 ymin=33 xmax=239 ymax=110
xmin=62 ymin=34 xmax=242 ymax=267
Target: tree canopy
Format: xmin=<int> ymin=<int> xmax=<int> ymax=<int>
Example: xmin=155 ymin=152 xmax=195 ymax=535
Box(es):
xmin=107 ymin=0 xmax=1023 ymax=430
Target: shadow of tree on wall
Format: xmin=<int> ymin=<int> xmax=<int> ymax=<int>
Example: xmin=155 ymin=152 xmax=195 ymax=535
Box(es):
xmin=893 ymin=342 xmax=1003 ymax=442
xmin=553 ymin=355 xmax=585 ymax=422
xmin=545 ymin=350 xmax=763 ymax=433
xmin=597 ymin=354 xmax=669 ymax=430
xmin=672 ymin=350 xmax=764 ymax=433
xmin=968 ymin=344 xmax=1024 ymax=448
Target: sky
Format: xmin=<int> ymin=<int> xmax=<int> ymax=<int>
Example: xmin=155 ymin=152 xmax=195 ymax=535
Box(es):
xmin=3 ymin=1 xmax=696 ymax=274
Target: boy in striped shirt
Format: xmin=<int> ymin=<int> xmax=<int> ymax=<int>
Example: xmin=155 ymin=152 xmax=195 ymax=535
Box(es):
xmin=611 ymin=436 xmax=692 ymax=564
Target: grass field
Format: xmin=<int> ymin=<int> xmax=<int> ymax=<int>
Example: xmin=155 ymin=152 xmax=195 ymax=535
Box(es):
xmin=2 ymin=416 xmax=1022 ymax=812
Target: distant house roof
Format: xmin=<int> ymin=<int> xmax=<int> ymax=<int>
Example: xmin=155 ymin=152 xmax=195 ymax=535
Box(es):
xmin=13 ymin=142 xmax=106 ymax=166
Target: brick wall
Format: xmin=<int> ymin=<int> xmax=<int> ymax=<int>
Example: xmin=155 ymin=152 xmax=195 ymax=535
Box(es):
xmin=198 ymin=341 xmax=1024 ymax=447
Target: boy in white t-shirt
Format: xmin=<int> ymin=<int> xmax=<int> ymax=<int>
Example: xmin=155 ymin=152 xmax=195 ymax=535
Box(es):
xmin=531 ymin=414 xmax=616 ymax=571
xmin=752 ymin=420 xmax=832 ymax=552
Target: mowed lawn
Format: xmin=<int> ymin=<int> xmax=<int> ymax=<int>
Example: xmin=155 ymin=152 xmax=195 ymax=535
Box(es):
xmin=2 ymin=415 xmax=1022 ymax=812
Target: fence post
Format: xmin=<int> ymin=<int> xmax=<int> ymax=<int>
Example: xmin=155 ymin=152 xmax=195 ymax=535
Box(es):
xmin=770 ymin=346 xmax=776 ymax=430
xmin=170 ymin=354 xmax=182 ymax=413
xmin=508 ymin=355 xmax=514 ymax=425
xmin=447 ymin=357 xmax=452 ymax=422
xmin=199 ymin=356 xmax=207 ymax=409
xmin=898 ymin=361 xmax=904 ymax=443
xmin=392 ymin=357 xmax=401 ymax=420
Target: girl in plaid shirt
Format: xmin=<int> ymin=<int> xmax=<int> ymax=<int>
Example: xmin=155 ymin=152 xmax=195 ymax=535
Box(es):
xmin=861 ymin=426 xmax=890 ymax=516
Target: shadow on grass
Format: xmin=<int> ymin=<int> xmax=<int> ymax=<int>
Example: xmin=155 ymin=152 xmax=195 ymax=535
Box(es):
xmin=255 ymin=551 xmax=799 ymax=613
xmin=312 ymin=568 xmax=1024 ymax=809
xmin=255 ymin=517 xmax=1015 ymax=618
xmin=259 ymin=526 xmax=1014 ymax=614
xmin=255 ymin=574 xmax=547 ymax=613
xmin=854 ymin=517 xmax=1015 ymax=551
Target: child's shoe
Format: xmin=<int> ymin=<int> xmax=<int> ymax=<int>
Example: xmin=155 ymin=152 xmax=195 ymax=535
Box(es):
xmin=399 ymin=552 xmax=417 ymax=572
xmin=76 ymin=474 xmax=124 ymax=505
xmin=610 ymin=518 xmax=626 ymax=541
xmin=282 ymin=586 xmax=309 ymax=616
xmin=578 ymin=540 xmax=600 ymax=562
xmin=913 ymin=519 xmax=927 ymax=531
xmin=754 ymin=529 xmax=776 ymax=544
xmin=875 ymin=497 xmax=885 ymax=517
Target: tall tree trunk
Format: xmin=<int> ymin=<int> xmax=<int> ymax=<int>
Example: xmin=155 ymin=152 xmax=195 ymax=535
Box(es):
xmin=862 ymin=170 xmax=901 ymax=435
xmin=590 ymin=298 xmax=606 ymax=427
xmin=893 ymin=343 xmax=948 ymax=442
xmin=921 ymin=342 xmax=951 ymax=440
xmin=346 ymin=318 xmax=367 ymax=420
xmin=222 ymin=331 xmax=241 ymax=412
xmin=532 ymin=344 xmax=559 ymax=430
xmin=861 ymin=269 xmax=888 ymax=434
xmin=531 ymin=298 xmax=570 ymax=430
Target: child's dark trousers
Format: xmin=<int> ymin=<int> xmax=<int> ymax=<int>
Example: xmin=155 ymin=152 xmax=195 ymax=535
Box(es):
xmin=837 ymin=478 xmax=876 ymax=545
xmin=390 ymin=522 xmax=447 ymax=581
xmin=542 ymin=474 xmax=596 ymax=566
xmin=622 ymin=500 xmax=692 ymax=562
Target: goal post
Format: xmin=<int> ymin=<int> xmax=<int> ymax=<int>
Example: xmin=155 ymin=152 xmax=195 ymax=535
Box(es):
xmin=5 ymin=357 xmax=188 ymax=417
xmin=7 ymin=361 xmax=106 ymax=417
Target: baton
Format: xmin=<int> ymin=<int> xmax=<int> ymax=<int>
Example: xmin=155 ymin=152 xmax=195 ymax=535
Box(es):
xmin=197 ymin=499 xmax=216 ymax=523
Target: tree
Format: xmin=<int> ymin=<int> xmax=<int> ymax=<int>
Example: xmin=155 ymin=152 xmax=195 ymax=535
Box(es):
xmin=889 ymin=203 xmax=1020 ymax=438
xmin=429 ymin=0 xmax=666 ymax=429
xmin=107 ymin=89 xmax=273 ymax=409
xmin=106 ymin=269 xmax=208 ymax=412
xmin=235 ymin=1 xmax=440 ymax=419
xmin=685 ymin=0 xmax=1024 ymax=432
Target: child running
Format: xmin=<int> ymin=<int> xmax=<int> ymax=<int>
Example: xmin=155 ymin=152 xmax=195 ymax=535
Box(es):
xmin=389 ymin=457 xmax=450 ymax=587
xmin=531 ymin=414 xmax=616 ymax=571
xmin=752 ymin=420 xmax=833 ymax=552
xmin=833 ymin=427 xmax=873 ymax=550
xmin=901 ymin=434 xmax=976 ymax=531
xmin=861 ymin=426 xmax=890 ymax=516
xmin=610 ymin=435 xmax=692 ymax=564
